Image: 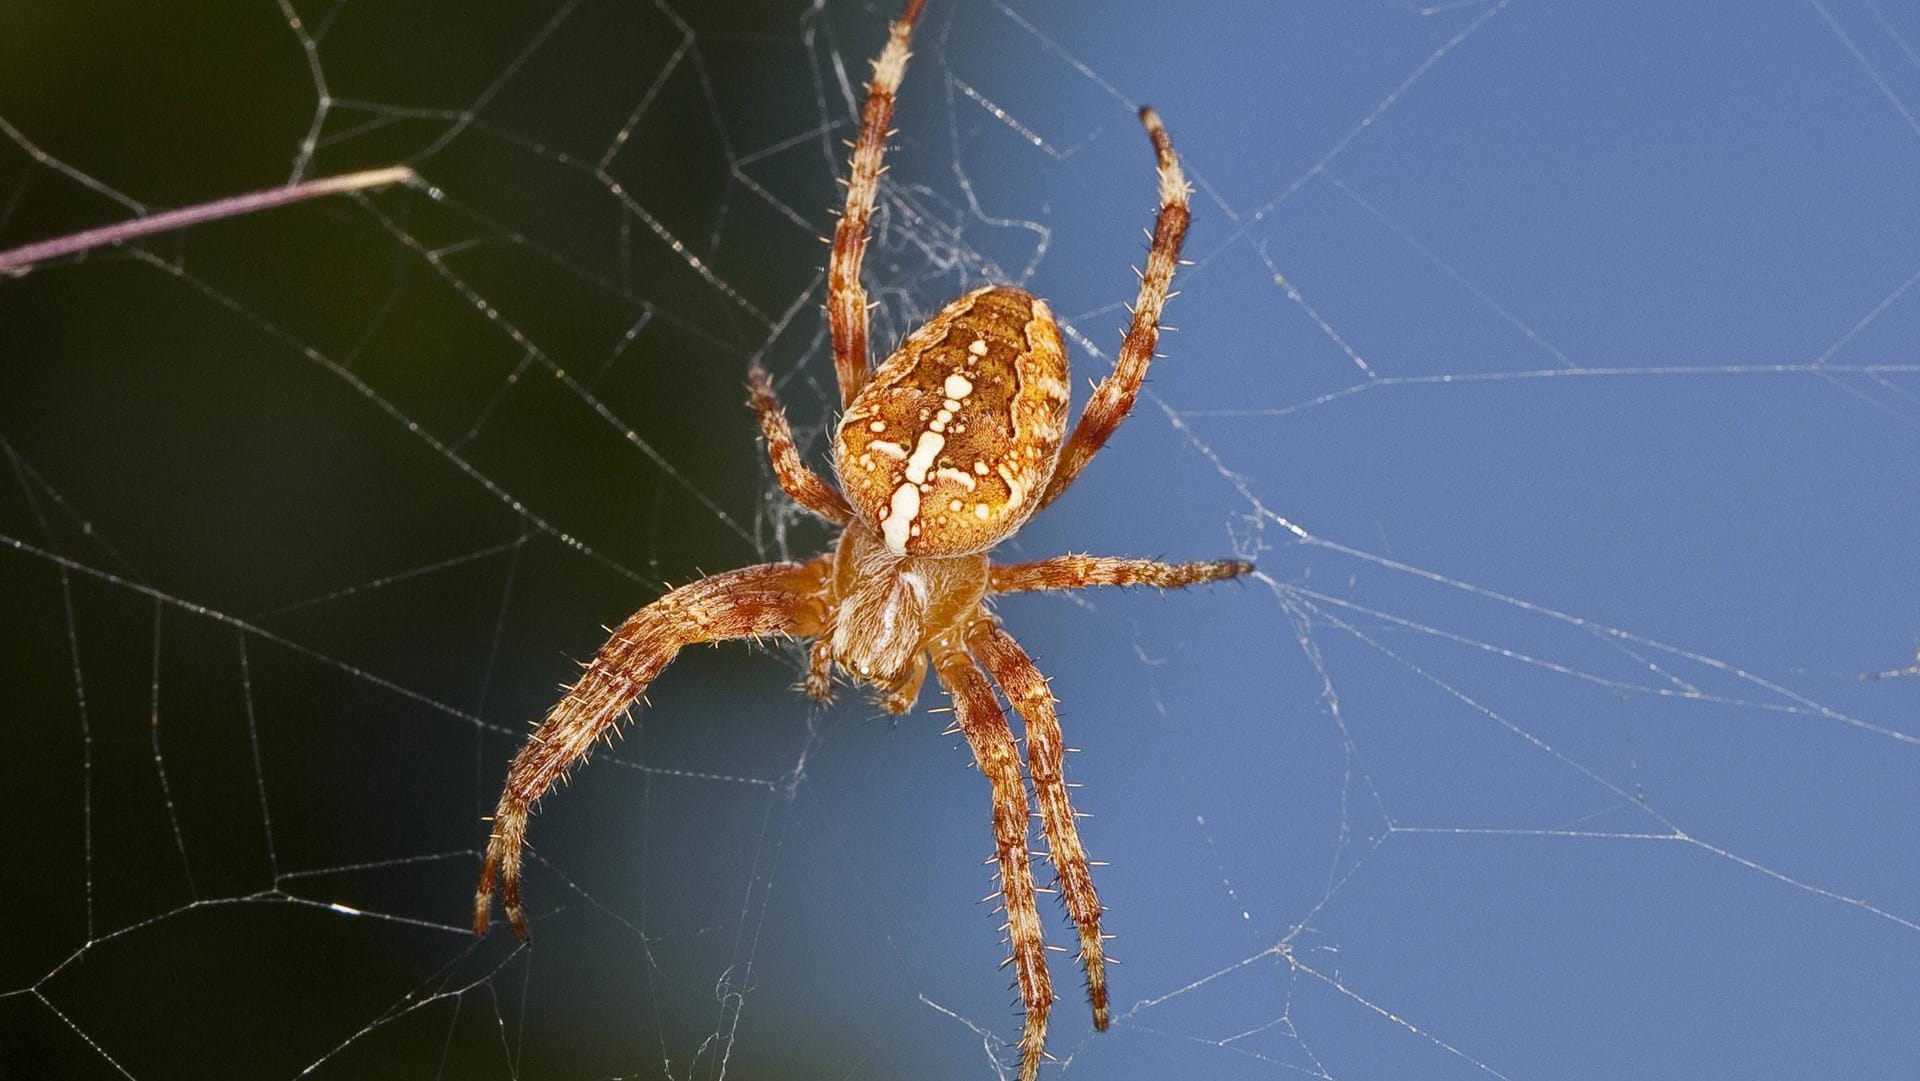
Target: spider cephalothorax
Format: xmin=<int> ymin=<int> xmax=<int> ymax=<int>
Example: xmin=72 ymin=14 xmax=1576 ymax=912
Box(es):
xmin=473 ymin=3 xmax=1250 ymax=1077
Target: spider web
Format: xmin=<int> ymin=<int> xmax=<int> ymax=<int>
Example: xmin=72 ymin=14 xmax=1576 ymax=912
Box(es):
xmin=3 ymin=1 xmax=1918 ymax=1077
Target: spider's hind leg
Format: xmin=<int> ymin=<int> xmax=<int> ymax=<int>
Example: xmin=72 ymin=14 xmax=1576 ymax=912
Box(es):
xmin=971 ymin=620 xmax=1110 ymax=1030
xmin=934 ymin=643 xmax=1053 ymax=1081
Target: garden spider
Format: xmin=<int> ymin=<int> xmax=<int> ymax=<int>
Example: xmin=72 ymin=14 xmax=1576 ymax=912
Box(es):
xmin=471 ymin=1 xmax=1250 ymax=1076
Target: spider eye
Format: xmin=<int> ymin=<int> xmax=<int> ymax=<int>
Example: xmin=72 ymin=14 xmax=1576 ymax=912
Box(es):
xmin=835 ymin=285 xmax=1069 ymax=557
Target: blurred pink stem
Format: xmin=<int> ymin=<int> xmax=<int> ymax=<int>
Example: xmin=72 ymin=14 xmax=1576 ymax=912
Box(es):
xmin=0 ymin=165 xmax=417 ymax=273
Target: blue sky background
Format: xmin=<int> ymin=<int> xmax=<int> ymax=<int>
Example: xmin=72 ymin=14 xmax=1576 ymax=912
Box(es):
xmin=2 ymin=1 xmax=1916 ymax=1078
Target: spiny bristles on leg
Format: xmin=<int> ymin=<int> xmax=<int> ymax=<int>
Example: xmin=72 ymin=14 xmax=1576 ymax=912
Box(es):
xmin=827 ymin=0 xmax=925 ymax=407
xmin=969 ymin=620 xmax=1108 ymax=1052
xmin=1036 ymin=106 xmax=1192 ymax=510
xmin=988 ymin=555 xmax=1254 ymax=595
xmin=473 ymin=559 xmax=830 ymax=942
xmin=868 ymin=0 xmax=925 ymax=93
xmin=1018 ymin=1015 xmax=1048 ymax=1081
xmin=937 ymin=648 xmax=1053 ymax=1081
xmin=1138 ymin=106 xmax=1190 ymax=208
xmin=1082 ymin=924 xmax=1109 ymax=1029
xmin=745 ymin=365 xmax=853 ymax=524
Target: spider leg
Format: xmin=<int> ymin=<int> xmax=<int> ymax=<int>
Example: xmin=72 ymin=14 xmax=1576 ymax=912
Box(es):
xmin=747 ymin=365 xmax=853 ymax=524
xmin=989 ymin=554 xmax=1251 ymax=595
xmin=474 ymin=559 xmax=830 ymax=940
xmin=1038 ymin=109 xmax=1191 ymax=510
xmin=933 ymin=641 xmax=1053 ymax=1081
xmin=969 ymin=620 xmax=1110 ymax=1031
xmin=827 ymin=0 xmax=925 ymax=409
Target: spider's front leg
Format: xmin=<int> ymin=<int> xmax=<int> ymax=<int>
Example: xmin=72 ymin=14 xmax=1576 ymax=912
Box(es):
xmin=474 ymin=559 xmax=830 ymax=940
xmin=827 ymin=0 xmax=924 ymax=408
xmin=1039 ymin=107 xmax=1193 ymax=511
xmin=933 ymin=640 xmax=1053 ymax=1081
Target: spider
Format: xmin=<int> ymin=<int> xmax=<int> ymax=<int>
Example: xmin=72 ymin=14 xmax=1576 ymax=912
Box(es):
xmin=471 ymin=2 xmax=1251 ymax=1076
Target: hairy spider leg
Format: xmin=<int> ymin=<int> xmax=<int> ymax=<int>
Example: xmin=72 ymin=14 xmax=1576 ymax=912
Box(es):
xmin=970 ymin=620 xmax=1110 ymax=1028
xmin=934 ymin=642 xmax=1053 ymax=1081
xmin=474 ymin=559 xmax=830 ymax=939
xmin=1038 ymin=108 xmax=1193 ymax=510
xmin=827 ymin=0 xmax=926 ymax=409
xmin=982 ymin=553 xmax=1252 ymax=1034
xmin=747 ymin=364 xmax=853 ymax=524
xmin=988 ymin=554 xmax=1252 ymax=595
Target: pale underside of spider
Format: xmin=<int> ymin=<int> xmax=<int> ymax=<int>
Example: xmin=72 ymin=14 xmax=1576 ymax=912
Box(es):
xmin=471 ymin=2 xmax=1251 ymax=1077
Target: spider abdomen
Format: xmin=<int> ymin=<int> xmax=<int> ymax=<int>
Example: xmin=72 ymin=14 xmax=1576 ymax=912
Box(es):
xmin=836 ymin=285 xmax=1069 ymax=557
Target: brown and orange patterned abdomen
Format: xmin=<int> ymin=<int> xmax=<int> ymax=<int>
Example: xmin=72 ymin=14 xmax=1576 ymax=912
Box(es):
xmin=835 ymin=285 xmax=1070 ymax=556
